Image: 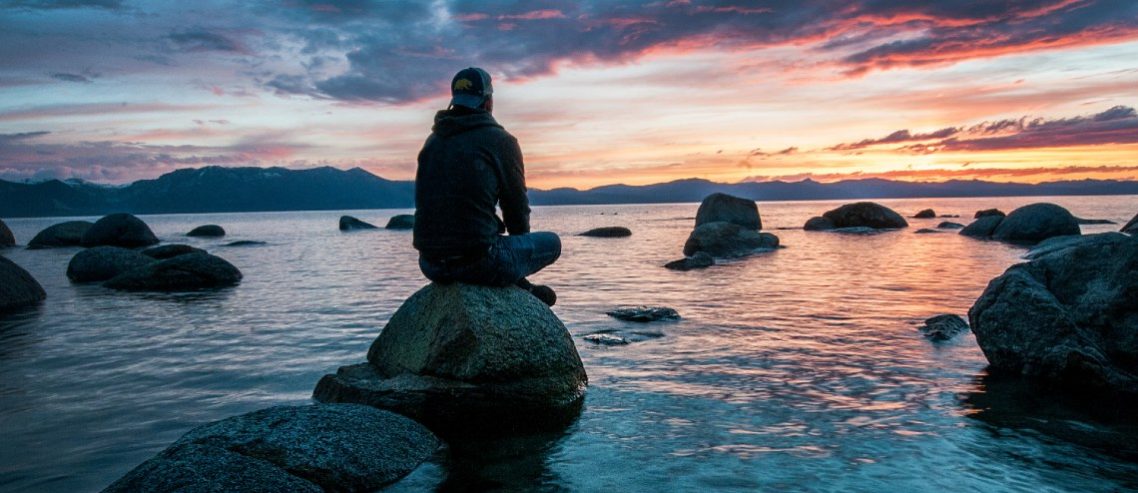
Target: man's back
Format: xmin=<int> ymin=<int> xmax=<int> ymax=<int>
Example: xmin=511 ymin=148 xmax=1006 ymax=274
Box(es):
xmin=413 ymin=107 xmax=530 ymax=258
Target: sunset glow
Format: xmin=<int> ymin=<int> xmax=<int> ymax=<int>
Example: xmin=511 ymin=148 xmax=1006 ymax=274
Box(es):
xmin=1 ymin=1 xmax=1136 ymax=189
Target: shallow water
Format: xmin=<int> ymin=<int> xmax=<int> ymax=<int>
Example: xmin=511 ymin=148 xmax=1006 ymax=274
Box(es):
xmin=1 ymin=196 xmax=1136 ymax=492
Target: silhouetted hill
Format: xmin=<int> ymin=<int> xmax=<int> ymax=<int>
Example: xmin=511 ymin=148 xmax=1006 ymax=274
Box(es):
xmin=1 ymin=166 xmax=1136 ymax=217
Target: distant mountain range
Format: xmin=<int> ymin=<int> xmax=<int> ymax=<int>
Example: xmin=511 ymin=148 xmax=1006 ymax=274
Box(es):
xmin=2 ymin=166 xmax=1137 ymax=218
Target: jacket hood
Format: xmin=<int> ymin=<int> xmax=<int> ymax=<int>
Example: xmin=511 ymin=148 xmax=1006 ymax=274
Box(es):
xmin=432 ymin=109 xmax=502 ymax=137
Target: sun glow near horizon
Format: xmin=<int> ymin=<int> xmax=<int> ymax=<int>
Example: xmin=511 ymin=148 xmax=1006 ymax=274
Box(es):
xmin=0 ymin=1 xmax=1136 ymax=189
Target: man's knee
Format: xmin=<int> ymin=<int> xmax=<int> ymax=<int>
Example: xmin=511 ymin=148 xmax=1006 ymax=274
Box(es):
xmin=538 ymin=231 xmax=561 ymax=263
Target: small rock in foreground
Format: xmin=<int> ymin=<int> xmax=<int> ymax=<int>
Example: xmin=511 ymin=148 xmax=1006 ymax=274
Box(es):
xmin=920 ymin=314 xmax=969 ymax=341
xmin=80 ymin=213 xmax=159 ymax=248
xmin=104 ymin=252 xmax=241 ymax=291
xmin=187 ymin=224 xmax=226 ymax=237
xmin=104 ymin=404 xmax=438 ymax=493
xmin=606 ymin=306 xmax=680 ymax=322
xmin=385 ymin=214 xmax=415 ymax=230
xmin=142 ymin=244 xmax=205 ymax=260
xmin=665 ymin=251 xmax=714 ymax=271
xmin=0 ymin=256 xmax=46 ymax=312
xmin=67 ymin=246 xmax=154 ymax=283
xmin=340 ymin=215 xmax=378 ymax=231
xmin=28 ymin=221 xmax=93 ymax=249
xmin=583 ymin=333 xmax=630 ymax=346
xmin=580 ymin=226 xmax=632 ymax=238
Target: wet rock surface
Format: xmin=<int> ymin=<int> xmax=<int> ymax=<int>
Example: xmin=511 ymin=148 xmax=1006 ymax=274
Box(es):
xmin=104 ymin=404 xmax=438 ymax=493
xmin=385 ymin=215 xmax=415 ymax=230
xmin=580 ymin=226 xmax=632 ymax=238
xmin=187 ymin=224 xmax=226 ymax=237
xmin=606 ymin=306 xmax=680 ymax=322
xmin=969 ymin=233 xmax=1138 ymax=395
xmin=67 ymin=246 xmax=154 ymax=283
xmin=919 ymin=314 xmax=969 ymax=341
xmin=0 ymin=256 xmax=45 ymax=312
xmin=28 ymin=221 xmax=93 ymax=249
xmin=339 ymin=216 xmax=378 ymax=231
xmin=664 ymin=251 xmax=714 ymax=271
xmin=104 ymin=252 xmax=241 ymax=291
xmin=81 ymin=213 xmax=159 ymax=248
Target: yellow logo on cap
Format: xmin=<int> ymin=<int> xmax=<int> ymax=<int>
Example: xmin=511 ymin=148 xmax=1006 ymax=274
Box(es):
xmin=454 ymin=78 xmax=473 ymax=91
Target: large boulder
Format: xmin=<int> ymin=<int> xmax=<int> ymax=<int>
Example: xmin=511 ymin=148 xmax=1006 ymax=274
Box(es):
xmin=81 ymin=213 xmax=159 ymax=248
xmin=960 ymin=215 xmax=1005 ymax=238
xmin=580 ymin=226 xmax=631 ymax=238
xmin=682 ymin=221 xmax=779 ymax=257
xmin=67 ymin=246 xmax=155 ymax=283
xmin=187 ymin=224 xmax=225 ymax=237
xmin=28 ymin=221 xmax=93 ymax=249
xmin=0 ymin=219 xmax=14 ymax=247
xmin=1123 ymin=213 xmax=1137 ymax=235
xmin=695 ymin=193 xmax=761 ymax=229
xmin=385 ymin=215 xmax=415 ymax=230
xmin=969 ymin=233 xmax=1138 ymax=395
xmin=104 ymin=252 xmax=241 ymax=291
xmin=990 ymin=203 xmax=1080 ymax=244
xmin=314 ymin=283 xmax=588 ymax=433
xmin=821 ymin=202 xmax=908 ymax=229
xmin=0 ymin=256 xmax=46 ymax=312
xmin=340 ymin=216 xmax=377 ymax=231
xmin=104 ymin=404 xmax=438 ymax=493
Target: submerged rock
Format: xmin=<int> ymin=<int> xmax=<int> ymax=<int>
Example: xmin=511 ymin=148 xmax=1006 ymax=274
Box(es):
xmin=27 ymin=221 xmax=92 ymax=249
xmin=314 ymin=283 xmax=588 ymax=433
xmin=991 ymin=203 xmax=1080 ymax=244
xmin=105 ymin=404 xmax=437 ymax=493
xmin=821 ymin=202 xmax=908 ymax=229
xmin=938 ymin=221 xmax=965 ymax=229
xmin=80 ymin=213 xmax=159 ymax=248
xmin=187 ymin=224 xmax=226 ymax=237
xmin=915 ymin=228 xmax=940 ymax=234
xmin=580 ymin=226 xmax=632 ymax=238
xmin=1123 ymin=213 xmax=1137 ymax=234
xmin=975 ymin=209 xmax=1005 ymax=219
xmin=920 ymin=314 xmax=969 ymax=341
xmin=913 ymin=209 xmax=936 ymax=219
xmin=385 ymin=214 xmax=415 ymax=230
xmin=682 ymin=221 xmax=779 ymax=257
xmin=969 ymin=233 xmax=1138 ymax=395
xmin=340 ymin=216 xmax=378 ymax=231
xmin=142 ymin=244 xmax=205 ymax=260
xmin=1 ymin=219 xmax=14 ymax=247
xmin=664 ymin=251 xmax=714 ymax=271
xmin=0 ymin=256 xmax=45 ymax=312
xmin=695 ymin=193 xmax=761 ymax=229
xmin=606 ymin=306 xmax=680 ymax=322
xmin=583 ymin=333 xmax=629 ymax=346
xmin=959 ymin=215 xmax=1004 ymax=239
xmin=104 ymin=252 xmax=241 ymax=291
xmin=67 ymin=246 xmax=154 ymax=283
xmin=803 ymin=216 xmax=835 ymax=231
xmin=222 ymin=240 xmax=266 ymax=247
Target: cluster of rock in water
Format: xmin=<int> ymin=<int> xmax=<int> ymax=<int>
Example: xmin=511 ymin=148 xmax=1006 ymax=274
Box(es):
xmin=4 ymin=200 xmax=1138 ymax=490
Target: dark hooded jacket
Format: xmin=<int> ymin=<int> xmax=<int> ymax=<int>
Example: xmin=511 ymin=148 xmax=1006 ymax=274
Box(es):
xmin=413 ymin=107 xmax=530 ymax=258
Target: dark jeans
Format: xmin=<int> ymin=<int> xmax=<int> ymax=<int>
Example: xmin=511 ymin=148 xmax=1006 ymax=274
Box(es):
xmin=419 ymin=232 xmax=561 ymax=287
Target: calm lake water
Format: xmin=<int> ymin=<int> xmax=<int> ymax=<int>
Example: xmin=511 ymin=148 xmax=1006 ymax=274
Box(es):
xmin=1 ymin=196 xmax=1137 ymax=492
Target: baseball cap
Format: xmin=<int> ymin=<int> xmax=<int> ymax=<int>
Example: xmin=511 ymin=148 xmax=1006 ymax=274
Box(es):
xmin=450 ymin=67 xmax=493 ymax=109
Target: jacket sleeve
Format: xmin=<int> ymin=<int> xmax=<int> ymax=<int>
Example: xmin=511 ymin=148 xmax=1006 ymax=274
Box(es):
xmin=498 ymin=135 xmax=531 ymax=235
